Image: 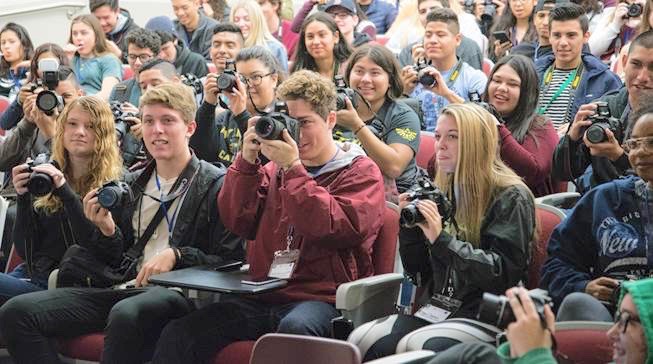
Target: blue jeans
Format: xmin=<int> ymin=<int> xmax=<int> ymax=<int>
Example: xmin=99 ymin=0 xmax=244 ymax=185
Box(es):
xmin=152 ymin=296 xmax=340 ymax=364
xmin=0 ymin=263 xmax=47 ymax=305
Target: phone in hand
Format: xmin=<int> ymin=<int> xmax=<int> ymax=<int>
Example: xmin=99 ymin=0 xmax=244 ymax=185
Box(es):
xmin=492 ymin=31 xmax=511 ymax=44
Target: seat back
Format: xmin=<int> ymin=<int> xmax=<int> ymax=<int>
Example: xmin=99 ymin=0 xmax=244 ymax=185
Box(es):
xmin=554 ymin=321 xmax=613 ymax=364
xmin=372 ymin=202 xmax=400 ymax=275
xmin=249 ymin=333 xmax=361 ymax=364
xmin=416 ymin=131 xmax=435 ymax=171
xmin=122 ymin=65 xmax=134 ymax=81
xmin=0 ymin=95 xmax=10 ymax=136
xmin=535 ymin=192 xmax=581 ymax=211
xmin=529 ymin=204 xmax=564 ymax=289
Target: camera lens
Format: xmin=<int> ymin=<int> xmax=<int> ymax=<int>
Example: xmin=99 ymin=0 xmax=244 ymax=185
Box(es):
xmin=98 ymin=187 xmax=120 ymax=209
xmin=36 ymin=91 xmax=58 ymax=112
xmin=586 ymin=123 xmax=609 ymax=144
xmin=418 ymin=71 xmax=436 ymax=87
xmin=255 ymin=117 xmax=283 ymax=140
xmin=628 ymin=3 xmax=642 ymax=17
xmin=400 ymin=203 xmax=424 ymax=228
xmin=477 ymin=293 xmax=513 ymax=329
xmin=27 ymin=172 xmax=55 ymax=197
xmin=217 ymin=74 xmax=236 ymax=92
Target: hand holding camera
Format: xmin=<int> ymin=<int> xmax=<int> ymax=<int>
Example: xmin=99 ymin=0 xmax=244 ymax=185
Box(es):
xmin=12 ymin=154 xmax=64 ymax=196
xmin=252 ymin=103 xmax=301 ymax=170
xmin=399 ymin=178 xmax=454 ymax=243
xmin=83 ymin=188 xmax=116 ymax=237
xmin=568 ymin=103 xmax=596 ymax=141
xmin=504 ymin=287 xmax=555 ymax=358
xmin=242 ymin=118 xmax=263 ymax=164
xmin=400 ymin=65 xmax=419 ymax=95
xmin=581 ymin=102 xmax=624 ymax=160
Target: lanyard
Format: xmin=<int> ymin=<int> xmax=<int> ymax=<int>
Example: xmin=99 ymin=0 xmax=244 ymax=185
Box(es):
xmin=154 ymin=172 xmax=182 ymax=237
xmin=537 ymin=64 xmax=582 ymax=116
xmin=444 ymin=59 xmax=464 ymax=89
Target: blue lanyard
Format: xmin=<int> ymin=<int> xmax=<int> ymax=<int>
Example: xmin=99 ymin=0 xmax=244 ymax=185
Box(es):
xmin=155 ymin=172 xmax=182 ymax=236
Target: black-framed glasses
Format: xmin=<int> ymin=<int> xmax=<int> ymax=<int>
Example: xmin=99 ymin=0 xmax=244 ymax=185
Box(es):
xmin=615 ymin=311 xmax=641 ymax=334
xmin=623 ymin=136 xmax=653 ymax=154
xmin=128 ymin=53 xmax=154 ymax=63
xmin=241 ymin=72 xmax=274 ymax=87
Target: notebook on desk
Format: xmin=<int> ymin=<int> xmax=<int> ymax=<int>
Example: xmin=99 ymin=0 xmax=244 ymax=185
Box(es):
xmin=149 ymin=266 xmax=287 ymax=294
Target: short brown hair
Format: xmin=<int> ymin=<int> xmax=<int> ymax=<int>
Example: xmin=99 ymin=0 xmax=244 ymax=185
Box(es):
xmin=276 ymin=70 xmax=336 ymax=119
xmin=139 ymin=83 xmax=196 ymax=123
xmin=426 ymin=7 xmax=459 ymax=34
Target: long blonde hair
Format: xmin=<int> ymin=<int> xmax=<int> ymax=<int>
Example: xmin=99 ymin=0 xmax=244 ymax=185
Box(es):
xmin=34 ymin=96 xmax=123 ymax=214
xmin=434 ymin=103 xmax=532 ymax=246
xmin=230 ymin=0 xmax=277 ymax=48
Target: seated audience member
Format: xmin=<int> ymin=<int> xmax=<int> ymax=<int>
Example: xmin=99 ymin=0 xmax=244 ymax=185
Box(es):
xmin=337 ymin=44 xmax=421 ymax=193
xmin=258 ymin=0 xmax=300 ymax=59
xmin=401 ymin=8 xmax=487 ymax=131
xmin=151 ymin=70 xmax=386 ymax=363
xmin=397 ymin=0 xmax=484 ymax=71
xmin=357 ymin=0 xmax=398 ymax=34
xmin=489 ymin=0 xmax=538 ymax=62
xmin=90 ymin=0 xmax=141 ymax=62
xmin=291 ymin=0 xmax=376 ymax=38
xmin=324 ymin=0 xmax=376 ymax=48
xmin=535 ymin=3 xmax=622 ymax=134
xmin=551 ymin=30 xmax=653 ymax=191
xmin=542 ymin=106 xmax=653 ymax=312
xmin=350 ymin=103 xmax=535 ymax=361
xmin=109 ymin=28 xmax=161 ymax=106
xmin=0 ymin=23 xmax=34 ymax=101
xmin=145 ymin=16 xmax=209 ymax=78
xmin=588 ymin=0 xmax=645 ymax=63
xmin=0 ymin=43 xmax=68 ymax=131
xmin=291 ymin=12 xmax=352 ymax=80
xmin=68 ymin=15 xmax=122 ymax=100
xmin=230 ymin=0 xmax=289 ymax=71
xmin=0 ymin=83 xmax=243 ymax=363
xmin=191 ymin=46 xmax=281 ymax=165
xmin=172 ymin=0 xmax=220 ymax=60
xmin=485 ymin=54 xmax=560 ymax=197
xmin=511 ymin=0 xmax=555 ymax=61
xmin=0 ymin=96 xmax=123 ymax=306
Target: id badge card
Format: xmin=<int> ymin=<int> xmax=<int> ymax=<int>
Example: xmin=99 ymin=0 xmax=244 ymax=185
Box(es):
xmin=268 ymin=249 xmax=300 ymax=279
xmin=414 ymin=294 xmax=462 ymax=324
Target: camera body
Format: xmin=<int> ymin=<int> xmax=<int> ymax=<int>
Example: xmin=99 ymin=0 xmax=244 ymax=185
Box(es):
xmin=585 ymin=101 xmax=621 ymax=144
xmin=181 ymin=73 xmax=203 ymax=96
xmin=413 ymin=58 xmax=437 ymax=88
xmin=110 ymin=102 xmax=138 ymax=142
xmin=335 ymin=75 xmax=358 ymax=110
xmin=31 ymin=58 xmax=62 ymax=116
xmin=477 ymin=288 xmax=552 ymax=330
xmin=26 ymin=153 xmax=57 ymax=196
xmin=216 ymin=60 xmax=239 ymax=93
xmin=255 ymin=102 xmax=301 ymax=143
xmin=400 ymin=177 xmax=454 ymax=228
xmin=481 ymin=0 xmax=496 ymax=21
xmin=97 ymin=181 xmax=134 ymax=211
xmin=627 ymin=3 xmax=643 ymax=17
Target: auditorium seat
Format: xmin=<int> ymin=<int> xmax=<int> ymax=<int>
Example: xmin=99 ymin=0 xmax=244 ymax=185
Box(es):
xmin=122 ymin=65 xmax=134 ymax=81
xmin=529 ymin=203 xmax=565 ymax=290
xmin=554 ymin=321 xmax=613 ymax=364
xmin=0 ymin=95 xmax=10 ymax=136
xmin=416 ymin=131 xmax=435 ymax=170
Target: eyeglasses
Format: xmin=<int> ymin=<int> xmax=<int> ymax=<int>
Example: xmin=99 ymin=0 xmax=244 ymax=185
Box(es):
xmin=128 ymin=53 xmax=154 ymax=62
xmin=623 ymin=136 xmax=653 ymax=153
xmin=241 ymin=72 xmax=274 ymax=87
xmin=614 ymin=311 xmax=641 ymax=334
xmin=330 ymin=11 xmax=354 ymax=20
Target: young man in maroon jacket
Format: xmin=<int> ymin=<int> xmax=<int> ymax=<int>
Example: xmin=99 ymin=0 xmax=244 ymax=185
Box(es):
xmin=152 ymin=70 xmax=386 ymax=363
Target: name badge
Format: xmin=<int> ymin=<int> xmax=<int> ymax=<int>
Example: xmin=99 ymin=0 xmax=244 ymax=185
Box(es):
xmin=268 ymin=249 xmax=300 ymax=279
xmin=414 ymin=294 xmax=462 ymax=324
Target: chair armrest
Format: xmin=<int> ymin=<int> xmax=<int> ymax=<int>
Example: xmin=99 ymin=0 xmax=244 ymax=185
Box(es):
xmin=535 ymin=192 xmax=580 ymax=210
xmin=365 ymin=350 xmax=436 ymax=364
xmin=336 ymin=273 xmax=404 ymax=327
xmin=48 ymin=269 xmax=59 ymax=290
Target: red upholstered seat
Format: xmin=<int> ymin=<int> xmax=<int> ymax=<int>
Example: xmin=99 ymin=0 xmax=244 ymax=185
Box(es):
xmin=5 ymin=245 xmax=23 ymax=274
xmin=57 ymin=333 xmax=105 ymax=361
xmin=0 ymin=95 xmax=10 ymax=136
xmin=122 ymin=66 xmax=134 ymax=81
xmin=212 ymin=340 xmax=255 ymax=364
xmin=554 ymin=321 xmax=613 ymax=364
xmin=416 ymin=131 xmax=435 ymax=171
xmin=528 ymin=204 xmax=564 ymax=289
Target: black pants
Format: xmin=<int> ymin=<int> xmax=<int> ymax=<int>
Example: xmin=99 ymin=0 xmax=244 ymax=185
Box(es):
xmin=0 ymin=286 xmax=192 ymax=364
xmin=151 ymin=296 xmax=339 ymax=364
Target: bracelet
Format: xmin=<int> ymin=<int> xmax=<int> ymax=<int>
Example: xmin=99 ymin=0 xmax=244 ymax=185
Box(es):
xmin=173 ymin=247 xmax=182 ymax=263
xmin=354 ymin=124 xmax=366 ymax=136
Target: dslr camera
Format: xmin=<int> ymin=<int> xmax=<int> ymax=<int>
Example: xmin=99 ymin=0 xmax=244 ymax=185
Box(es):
xmin=477 ymin=288 xmax=552 ymax=330
xmin=412 ymin=58 xmax=437 ymax=88
xmin=110 ymin=102 xmax=138 ymax=142
xmin=216 ymin=60 xmax=241 ymax=93
xmin=30 ymin=58 xmax=63 ymax=116
xmin=335 ymin=75 xmax=358 ymax=110
xmin=400 ymin=177 xmax=454 ymax=228
xmin=97 ymin=181 xmax=134 ymax=211
xmin=26 ymin=153 xmax=58 ymax=196
xmin=463 ymin=0 xmax=495 ymax=19
xmin=181 ymin=73 xmax=203 ymax=96
xmin=255 ymin=102 xmax=301 ymax=143
xmin=585 ymin=101 xmax=621 ymax=144
xmin=627 ymin=3 xmax=643 ymax=17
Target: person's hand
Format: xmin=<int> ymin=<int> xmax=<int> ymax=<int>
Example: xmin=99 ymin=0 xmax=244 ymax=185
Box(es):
xmin=411 ymin=44 xmax=426 ymax=64
xmin=201 ymin=1 xmax=215 ymax=18
xmin=22 ymin=92 xmax=36 ymax=118
xmin=18 ymin=84 xmax=33 ymax=105
xmin=401 ymin=65 xmax=418 ymax=95
xmin=241 ymin=118 xmax=263 ymax=164
xmin=11 ymin=163 xmax=32 ymax=195
xmin=583 ymin=128 xmax=625 ymax=161
xmin=335 ymin=97 xmax=365 ymax=131
xmin=63 ymin=43 xmax=77 ymax=61
xmin=506 ymin=287 xmax=555 ymax=358
xmin=260 ymin=129 xmax=301 ymax=171
xmin=567 ymin=103 xmax=597 ymax=141
xmin=494 ymin=40 xmax=512 ymax=59
xmin=414 ymin=199 xmax=443 ymax=244
xmin=118 ymin=102 xmax=142 ymax=140
xmin=422 ymin=67 xmax=452 ymax=97
xmin=24 ymin=91 xmax=57 ymax=138
xmin=29 ymin=163 xmax=66 ymax=189
xmin=612 ymin=3 xmax=629 ymax=28
xmin=106 ymin=40 xmax=122 ymax=59
xmin=223 ymin=75 xmax=247 ymax=116
xmin=398 ymin=192 xmax=412 ymax=210
xmin=83 ymin=189 xmax=116 ymax=237
xmin=495 ymin=0 xmax=506 ymax=17
xmin=203 ymin=73 xmax=220 ymax=105
xmin=135 ymin=248 xmax=177 ymax=287
xmin=585 ymin=276 xmax=620 ymax=301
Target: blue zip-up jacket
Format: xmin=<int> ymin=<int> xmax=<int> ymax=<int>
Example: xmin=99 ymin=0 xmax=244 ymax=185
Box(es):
xmin=0 ymin=99 xmax=23 ymax=130
xmin=535 ymin=52 xmax=622 ymax=124
xmin=363 ymin=0 xmax=397 ymax=34
xmin=540 ymin=176 xmax=653 ymax=308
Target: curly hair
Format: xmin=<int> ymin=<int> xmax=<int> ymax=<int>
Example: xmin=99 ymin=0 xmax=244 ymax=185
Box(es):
xmin=34 ymin=96 xmax=123 ymax=214
xmin=276 ymin=70 xmax=336 ymax=119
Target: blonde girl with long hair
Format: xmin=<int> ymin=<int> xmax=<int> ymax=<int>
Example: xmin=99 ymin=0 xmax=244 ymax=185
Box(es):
xmin=2 ymin=96 xmax=122 ymax=305
xmin=230 ymin=0 xmax=289 ymax=71
xmin=348 ymin=103 xmax=537 ymax=361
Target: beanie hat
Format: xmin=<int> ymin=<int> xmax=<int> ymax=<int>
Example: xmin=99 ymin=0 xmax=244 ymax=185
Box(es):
xmin=622 ymin=278 xmax=653 ymax=364
xmin=145 ymin=16 xmax=177 ymax=38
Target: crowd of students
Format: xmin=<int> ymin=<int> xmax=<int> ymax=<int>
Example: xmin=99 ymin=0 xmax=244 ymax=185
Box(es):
xmin=0 ymin=0 xmax=651 ymax=362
